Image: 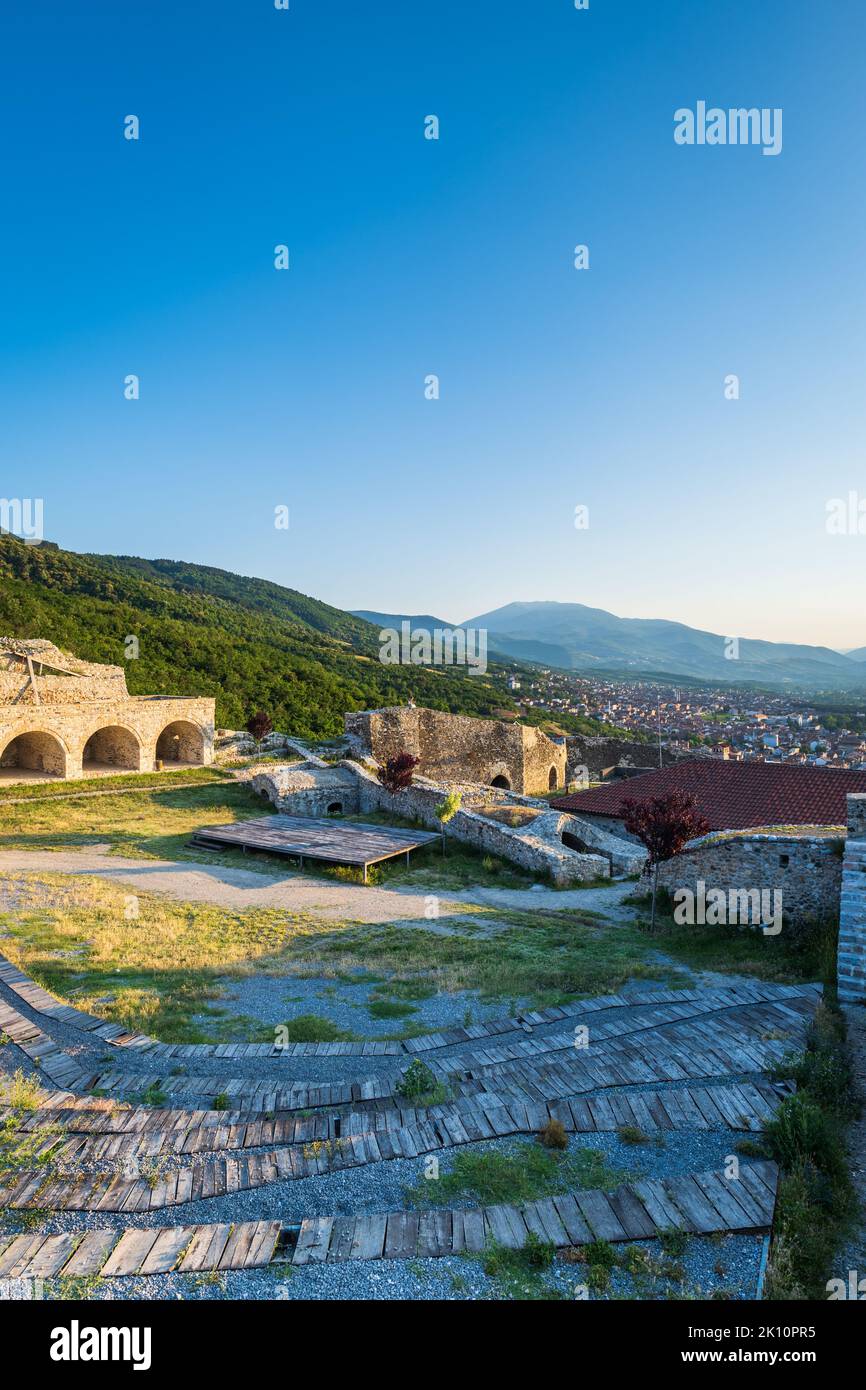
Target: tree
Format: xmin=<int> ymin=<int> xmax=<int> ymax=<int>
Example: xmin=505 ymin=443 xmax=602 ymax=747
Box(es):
xmin=434 ymin=790 xmax=461 ymax=855
xmin=377 ymin=751 xmax=419 ymax=794
xmin=619 ymin=791 xmax=710 ymax=932
xmin=246 ymin=710 xmax=273 ymax=745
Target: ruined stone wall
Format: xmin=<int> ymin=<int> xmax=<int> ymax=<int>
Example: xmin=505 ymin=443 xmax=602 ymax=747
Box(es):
xmin=656 ymin=832 xmax=842 ymax=922
xmin=344 ymin=706 xmax=566 ymax=795
xmin=0 ymin=643 xmax=128 ymax=705
xmin=351 ymin=764 xmax=606 ymax=884
xmin=565 ymin=735 xmax=672 ymax=782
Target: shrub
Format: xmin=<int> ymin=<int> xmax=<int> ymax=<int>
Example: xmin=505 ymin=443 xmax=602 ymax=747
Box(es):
xmin=377 ymin=752 xmax=420 ymax=794
xmin=395 ymin=1059 xmax=438 ymax=1101
xmin=765 ymin=1095 xmax=845 ymax=1179
xmin=212 ymin=1092 xmax=230 ymax=1111
xmin=617 ymin=1124 xmax=650 ymax=1145
xmin=246 ymin=711 xmax=273 ymax=742
xmin=538 ymin=1118 xmax=568 ymax=1150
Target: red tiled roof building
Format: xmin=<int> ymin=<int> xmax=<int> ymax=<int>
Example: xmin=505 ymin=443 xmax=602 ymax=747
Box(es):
xmin=552 ymin=760 xmax=866 ymax=831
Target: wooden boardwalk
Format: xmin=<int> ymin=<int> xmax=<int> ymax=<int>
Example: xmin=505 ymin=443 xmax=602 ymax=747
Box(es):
xmin=190 ymin=814 xmax=441 ymax=880
xmin=0 ymin=1161 xmax=779 ymax=1280
xmin=0 ymin=943 xmax=808 ymax=1286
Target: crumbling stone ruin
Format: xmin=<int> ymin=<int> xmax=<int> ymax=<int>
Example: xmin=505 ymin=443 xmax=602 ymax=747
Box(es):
xmin=345 ymin=705 xmax=566 ymax=796
xmin=565 ymin=734 xmax=678 ymax=784
xmin=0 ymin=638 xmax=215 ymax=781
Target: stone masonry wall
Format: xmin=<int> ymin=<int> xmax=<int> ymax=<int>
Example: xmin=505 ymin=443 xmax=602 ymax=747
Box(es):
xmin=345 ymin=706 xmax=566 ymax=796
xmin=0 ymin=696 xmax=215 ymax=779
xmin=839 ymin=794 xmax=866 ymax=1003
xmin=657 ymin=832 xmax=842 ymax=922
xmin=565 ymin=735 xmax=673 ymax=782
xmin=351 ymin=764 xmax=606 ymax=885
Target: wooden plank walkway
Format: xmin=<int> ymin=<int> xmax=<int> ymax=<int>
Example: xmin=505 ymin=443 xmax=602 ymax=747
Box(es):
xmin=0 ymin=1078 xmax=787 ymax=1213
xmin=0 ymin=1163 xmax=779 ymax=1281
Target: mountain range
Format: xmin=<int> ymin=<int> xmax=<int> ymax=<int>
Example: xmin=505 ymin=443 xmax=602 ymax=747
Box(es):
xmin=354 ymin=601 xmax=866 ymax=692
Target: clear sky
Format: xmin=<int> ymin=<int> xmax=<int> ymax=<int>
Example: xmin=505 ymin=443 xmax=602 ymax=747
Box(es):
xmin=1 ymin=1 xmax=864 ymax=648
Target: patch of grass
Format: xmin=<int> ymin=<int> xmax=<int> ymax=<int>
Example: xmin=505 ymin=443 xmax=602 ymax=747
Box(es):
xmin=46 ymin=1272 xmax=104 ymax=1301
xmin=617 ymin=1125 xmax=652 ymax=1146
xmin=631 ymin=893 xmax=839 ymax=987
xmin=211 ymin=1092 xmax=231 ymax=1111
xmin=133 ymin=1083 xmax=168 ymax=1108
xmin=305 ymin=907 xmax=676 ymax=1010
xmin=276 ymin=1014 xmax=356 ymax=1043
xmin=482 ymin=1233 xmax=560 ymax=1300
xmin=0 ymin=1070 xmax=64 ymax=1186
xmin=408 ymin=1141 xmax=627 ymax=1208
xmin=658 ymin=1227 xmax=689 ymax=1257
xmin=0 ymin=778 xmax=268 ymax=862
xmin=367 ymin=997 xmax=417 ymax=1020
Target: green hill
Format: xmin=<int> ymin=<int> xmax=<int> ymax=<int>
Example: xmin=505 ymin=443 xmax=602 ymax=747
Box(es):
xmin=0 ymin=535 xmax=525 ymax=739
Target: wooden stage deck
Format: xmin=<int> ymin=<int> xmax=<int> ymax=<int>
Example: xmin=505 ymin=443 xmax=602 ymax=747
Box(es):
xmin=190 ymin=814 xmax=441 ymax=881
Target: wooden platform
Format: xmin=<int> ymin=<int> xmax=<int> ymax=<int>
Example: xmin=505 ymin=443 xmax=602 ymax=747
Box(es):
xmin=190 ymin=814 xmax=441 ymax=880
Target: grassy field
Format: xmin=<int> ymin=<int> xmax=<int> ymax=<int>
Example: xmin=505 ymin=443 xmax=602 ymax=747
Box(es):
xmin=0 ymin=777 xmax=267 ymax=861
xmin=0 ymin=872 xmax=667 ymax=1042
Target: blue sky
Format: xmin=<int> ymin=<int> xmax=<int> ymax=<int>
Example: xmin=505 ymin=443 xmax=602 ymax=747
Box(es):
xmin=1 ymin=0 xmax=864 ymax=647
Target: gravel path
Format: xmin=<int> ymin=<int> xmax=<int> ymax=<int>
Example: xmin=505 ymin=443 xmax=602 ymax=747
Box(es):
xmin=0 ymin=848 xmax=635 ymax=927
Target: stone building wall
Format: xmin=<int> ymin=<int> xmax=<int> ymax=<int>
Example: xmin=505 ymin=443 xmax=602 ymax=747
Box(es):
xmin=656 ymin=831 xmax=842 ymax=922
xmin=839 ymin=794 xmax=866 ymax=1004
xmin=0 ymin=696 xmax=216 ymax=779
xmin=248 ymin=761 xmax=360 ymax=817
xmin=0 ymin=640 xmax=215 ymax=780
xmin=345 ymin=706 xmax=566 ymax=796
xmin=0 ymin=640 xmax=128 ymax=705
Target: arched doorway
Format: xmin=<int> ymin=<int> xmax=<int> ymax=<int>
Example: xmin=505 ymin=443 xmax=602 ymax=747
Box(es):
xmin=548 ymin=766 xmax=558 ymax=791
xmin=83 ymin=726 xmax=141 ymax=773
xmin=155 ymin=720 xmax=205 ymax=766
xmin=491 ymin=774 xmax=511 ymax=790
xmin=0 ymin=730 xmax=66 ymax=779
xmin=326 ymin=801 xmax=343 ymax=815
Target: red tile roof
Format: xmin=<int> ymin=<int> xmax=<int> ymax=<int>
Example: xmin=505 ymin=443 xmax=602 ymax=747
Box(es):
xmin=552 ymin=760 xmax=866 ymax=831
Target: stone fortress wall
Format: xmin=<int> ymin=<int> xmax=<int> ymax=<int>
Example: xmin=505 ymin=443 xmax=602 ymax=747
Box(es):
xmin=656 ymin=829 xmax=843 ymax=922
xmin=345 ymin=705 xmax=566 ymax=796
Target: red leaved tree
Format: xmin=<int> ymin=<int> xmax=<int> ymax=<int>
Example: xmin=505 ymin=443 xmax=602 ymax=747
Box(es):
xmin=619 ymin=791 xmax=710 ymax=931
xmin=246 ymin=711 xmax=273 ymax=744
xmin=377 ymin=752 xmax=420 ymax=794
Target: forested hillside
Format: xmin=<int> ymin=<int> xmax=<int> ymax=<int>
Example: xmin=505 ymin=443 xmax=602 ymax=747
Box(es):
xmin=0 ymin=536 xmax=524 ymax=738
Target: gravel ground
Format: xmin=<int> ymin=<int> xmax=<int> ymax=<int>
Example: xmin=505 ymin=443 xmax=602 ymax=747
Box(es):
xmin=197 ymin=971 xmax=529 ymax=1039
xmin=0 ymin=1234 xmax=764 ymax=1302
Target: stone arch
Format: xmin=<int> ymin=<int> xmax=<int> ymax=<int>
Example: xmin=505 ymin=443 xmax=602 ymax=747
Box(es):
xmin=327 ymin=801 xmax=343 ymax=816
xmin=548 ymin=766 xmax=559 ymax=791
xmin=155 ymin=720 xmax=205 ymax=766
xmin=0 ymin=729 xmax=67 ymax=779
xmin=491 ymin=774 xmax=511 ymax=790
xmin=82 ymin=725 xmax=141 ymax=772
